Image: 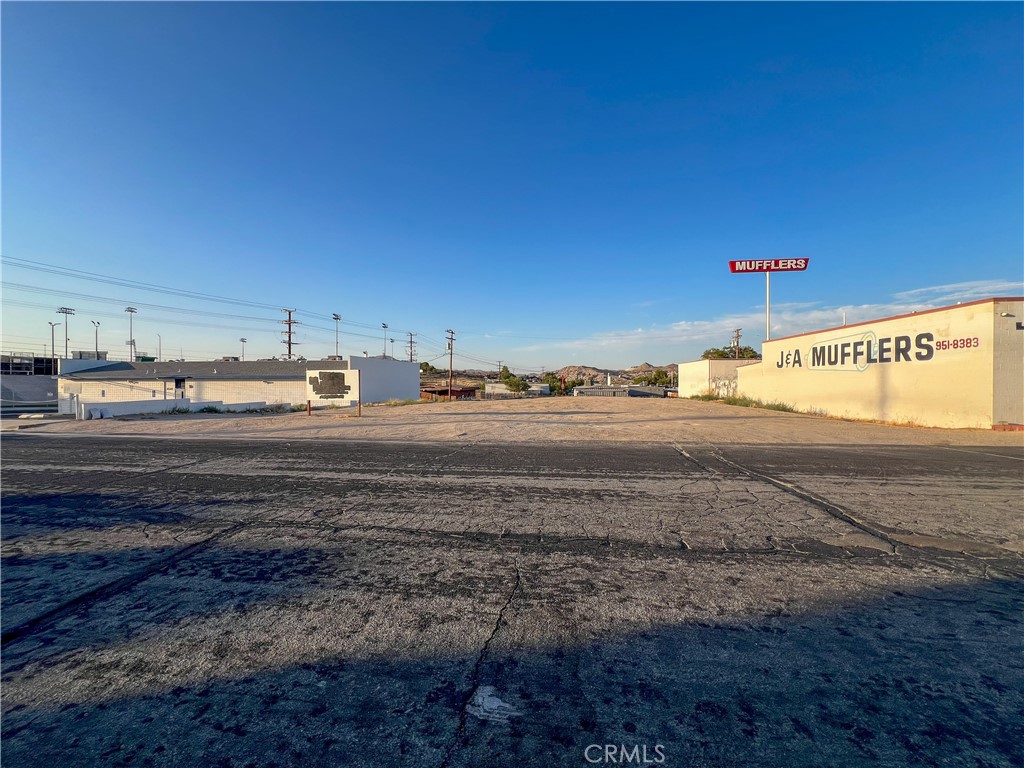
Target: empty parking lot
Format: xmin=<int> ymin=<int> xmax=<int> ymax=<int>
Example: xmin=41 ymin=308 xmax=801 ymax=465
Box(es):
xmin=2 ymin=403 xmax=1022 ymax=767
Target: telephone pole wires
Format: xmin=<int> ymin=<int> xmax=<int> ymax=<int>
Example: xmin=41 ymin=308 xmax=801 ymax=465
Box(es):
xmin=281 ymin=309 xmax=299 ymax=360
xmin=446 ymin=329 xmax=455 ymax=402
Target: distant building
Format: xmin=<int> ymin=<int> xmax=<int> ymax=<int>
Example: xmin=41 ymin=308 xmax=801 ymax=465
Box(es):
xmin=56 ymin=356 xmax=419 ymax=418
xmin=572 ymin=385 xmax=666 ymax=398
xmin=420 ymin=385 xmax=478 ymax=400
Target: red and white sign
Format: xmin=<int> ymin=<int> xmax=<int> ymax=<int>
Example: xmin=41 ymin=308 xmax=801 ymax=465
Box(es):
xmin=729 ymin=258 xmax=809 ymax=273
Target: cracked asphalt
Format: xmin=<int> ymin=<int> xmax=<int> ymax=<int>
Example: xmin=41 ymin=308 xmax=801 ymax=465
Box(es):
xmin=2 ymin=433 xmax=1022 ymax=767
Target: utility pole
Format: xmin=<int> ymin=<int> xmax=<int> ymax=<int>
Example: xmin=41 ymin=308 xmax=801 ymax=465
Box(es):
xmin=732 ymin=328 xmax=742 ymax=359
xmin=124 ymin=306 xmax=137 ymax=361
xmin=496 ymin=360 xmax=502 ymax=379
xmin=48 ymin=322 xmax=60 ymax=371
xmin=381 ymin=323 xmax=388 ymax=357
xmin=332 ymin=313 xmax=341 ymax=357
xmin=157 ymin=334 xmax=162 ymax=362
xmin=240 ymin=337 xmax=247 ymax=361
xmin=57 ymin=307 xmax=75 ymax=359
xmin=407 ymin=332 xmax=416 ymax=362
xmin=446 ymin=329 xmax=455 ymax=401
xmin=389 ymin=338 xmax=395 ymax=359
xmin=91 ymin=320 xmax=100 ymax=358
xmin=280 ymin=309 xmax=299 ymax=360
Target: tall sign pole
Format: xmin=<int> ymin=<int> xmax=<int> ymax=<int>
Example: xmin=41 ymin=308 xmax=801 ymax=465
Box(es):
xmin=728 ymin=258 xmax=809 ymax=341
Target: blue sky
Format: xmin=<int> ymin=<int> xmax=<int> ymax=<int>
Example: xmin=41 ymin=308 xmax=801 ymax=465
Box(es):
xmin=3 ymin=2 xmax=1021 ymax=371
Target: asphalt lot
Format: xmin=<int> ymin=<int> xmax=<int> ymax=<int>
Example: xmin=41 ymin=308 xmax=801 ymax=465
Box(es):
xmin=2 ymin=434 xmax=1022 ymax=767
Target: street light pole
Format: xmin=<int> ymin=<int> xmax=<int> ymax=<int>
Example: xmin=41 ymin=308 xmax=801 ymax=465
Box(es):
xmin=91 ymin=320 xmax=100 ymax=358
xmin=446 ymin=328 xmax=455 ymax=402
xmin=240 ymin=337 xmax=247 ymax=361
xmin=157 ymin=334 xmax=162 ymax=362
xmin=332 ymin=314 xmax=341 ymax=357
xmin=56 ymin=307 xmax=75 ymax=359
xmin=125 ymin=307 xmax=137 ymax=361
xmin=390 ymin=338 xmax=395 ymax=359
xmin=48 ymin=322 xmax=61 ymax=372
xmin=381 ymin=323 xmax=388 ymax=357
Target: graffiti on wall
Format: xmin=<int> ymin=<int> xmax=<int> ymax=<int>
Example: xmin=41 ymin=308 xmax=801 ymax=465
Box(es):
xmin=308 ymin=371 xmax=351 ymax=399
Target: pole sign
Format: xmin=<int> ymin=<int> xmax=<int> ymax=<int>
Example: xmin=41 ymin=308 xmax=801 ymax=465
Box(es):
xmin=729 ymin=258 xmax=809 ymax=273
xmin=729 ymin=258 xmax=809 ymax=341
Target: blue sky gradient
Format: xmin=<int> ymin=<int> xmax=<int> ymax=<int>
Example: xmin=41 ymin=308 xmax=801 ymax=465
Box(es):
xmin=3 ymin=3 xmax=1021 ymax=369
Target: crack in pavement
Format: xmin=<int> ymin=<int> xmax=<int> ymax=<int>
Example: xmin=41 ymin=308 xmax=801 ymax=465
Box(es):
xmin=439 ymin=558 xmax=522 ymax=768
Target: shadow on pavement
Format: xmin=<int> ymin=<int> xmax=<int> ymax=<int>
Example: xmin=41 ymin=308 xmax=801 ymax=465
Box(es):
xmin=2 ymin=576 xmax=1020 ymax=768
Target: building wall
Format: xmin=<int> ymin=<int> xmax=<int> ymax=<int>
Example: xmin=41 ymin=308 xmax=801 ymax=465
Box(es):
xmin=992 ymin=299 xmax=1024 ymax=427
xmin=677 ymin=359 xmax=760 ymax=398
xmin=190 ymin=379 xmax=304 ymax=406
xmin=59 ymin=377 xmax=307 ymax=406
xmin=60 ymin=378 xmax=168 ymax=403
xmin=736 ymin=299 xmax=1017 ymax=429
xmin=348 ymin=357 xmax=419 ymax=403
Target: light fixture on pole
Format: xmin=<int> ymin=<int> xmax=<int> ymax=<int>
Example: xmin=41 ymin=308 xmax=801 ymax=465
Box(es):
xmin=125 ymin=307 xmax=138 ymax=361
xmin=56 ymin=307 xmax=75 ymax=358
xmin=91 ymin=320 xmax=101 ymax=358
xmin=48 ymin=322 xmax=61 ymax=369
xmin=240 ymin=338 xmax=247 ymax=361
xmin=332 ymin=314 xmax=341 ymax=357
xmin=381 ymin=323 xmax=388 ymax=357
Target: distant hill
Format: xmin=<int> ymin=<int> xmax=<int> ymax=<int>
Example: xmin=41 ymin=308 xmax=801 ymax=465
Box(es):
xmin=552 ymin=365 xmax=614 ymax=382
xmin=551 ymin=362 xmax=678 ymax=384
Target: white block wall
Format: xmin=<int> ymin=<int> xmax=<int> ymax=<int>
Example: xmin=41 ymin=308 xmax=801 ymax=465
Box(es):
xmin=348 ymin=357 xmax=420 ymax=403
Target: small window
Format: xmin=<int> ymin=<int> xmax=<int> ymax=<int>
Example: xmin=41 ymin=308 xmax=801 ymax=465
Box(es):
xmin=152 ymin=390 xmax=157 ymax=398
xmin=101 ymin=390 xmax=106 ymax=397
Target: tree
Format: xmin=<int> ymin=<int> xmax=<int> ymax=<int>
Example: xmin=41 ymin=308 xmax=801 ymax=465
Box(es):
xmin=633 ymin=369 xmax=673 ymax=387
xmin=499 ymin=365 xmax=513 ymax=381
xmin=701 ymin=345 xmax=760 ymax=360
xmin=542 ymin=372 xmax=564 ymax=395
xmin=420 ymin=362 xmax=441 ymax=374
xmin=503 ymin=375 xmax=531 ymax=393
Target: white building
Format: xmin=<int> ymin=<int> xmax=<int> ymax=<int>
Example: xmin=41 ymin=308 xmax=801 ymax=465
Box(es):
xmin=56 ymin=357 xmax=420 ymax=418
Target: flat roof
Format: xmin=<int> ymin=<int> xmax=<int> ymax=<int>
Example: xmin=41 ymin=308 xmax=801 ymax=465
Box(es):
xmin=60 ymin=359 xmax=347 ymax=381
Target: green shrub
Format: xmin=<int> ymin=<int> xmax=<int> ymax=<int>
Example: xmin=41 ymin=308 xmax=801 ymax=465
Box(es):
xmin=689 ymin=393 xmax=796 ymax=412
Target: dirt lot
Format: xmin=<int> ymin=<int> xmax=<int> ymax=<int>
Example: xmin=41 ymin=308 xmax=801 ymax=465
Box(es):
xmin=14 ymin=396 xmax=1024 ymax=446
xmin=2 ymin=399 xmax=1022 ymax=767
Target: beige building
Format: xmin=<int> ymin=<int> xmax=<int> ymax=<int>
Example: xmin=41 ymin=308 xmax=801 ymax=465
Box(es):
xmin=735 ymin=297 xmax=1023 ymax=429
xmin=676 ymin=358 xmax=760 ymax=398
